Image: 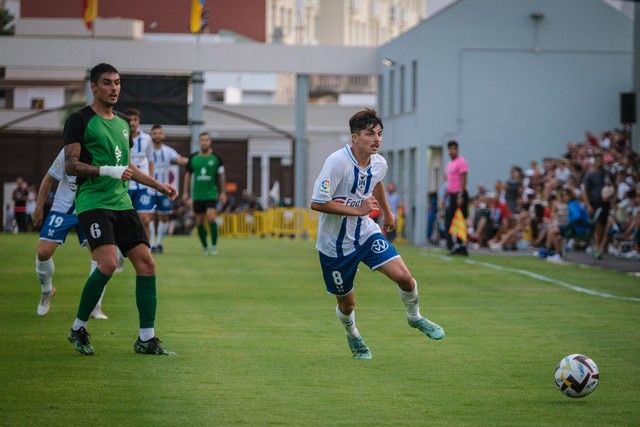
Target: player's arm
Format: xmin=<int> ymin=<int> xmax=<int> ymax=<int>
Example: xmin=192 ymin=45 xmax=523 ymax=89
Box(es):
xmin=171 ymin=156 xmax=189 ymax=166
xmin=182 ymin=170 xmax=192 ymax=202
xmin=148 ymin=159 xmax=155 ymax=181
xmin=129 ymin=161 xmax=177 ymax=200
xmin=64 ymin=143 xmax=100 ymax=177
xmin=217 ymin=167 xmax=227 ymax=205
xmin=373 ymin=181 xmax=395 ymax=232
xmin=310 ymin=197 xmax=379 ymax=217
xmin=457 ymin=172 xmax=467 ymax=207
xmin=31 ymin=173 xmax=57 ymax=227
xmin=64 ymin=143 xmax=134 ymax=180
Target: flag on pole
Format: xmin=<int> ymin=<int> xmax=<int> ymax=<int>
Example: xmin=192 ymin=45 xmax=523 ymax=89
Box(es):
xmin=83 ymin=0 xmax=98 ymax=30
xmin=448 ymin=208 xmax=468 ymax=243
xmin=190 ymin=0 xmax=206 ymax=33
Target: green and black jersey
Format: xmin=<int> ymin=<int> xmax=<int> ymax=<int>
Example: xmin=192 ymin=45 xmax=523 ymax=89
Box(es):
xmin=186 ymin=151 xmax=224 ymax=201
xmin=63 ymin=105 xmax=133 ymax=213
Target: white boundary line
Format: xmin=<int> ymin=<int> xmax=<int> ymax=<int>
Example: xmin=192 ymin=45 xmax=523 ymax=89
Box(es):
xmin=420 ymin=251 xmax=640 ymax=302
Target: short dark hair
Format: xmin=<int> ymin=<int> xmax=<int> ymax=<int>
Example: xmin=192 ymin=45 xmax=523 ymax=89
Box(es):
xmin=125 ymin=108 xmax=141 ymax=118
xmin=90 ymin=63 xmax=119 ymax=83
xmin=447 ymin=140 xmax=459 ymax=149
xmin=349 ymin=108 xmax=383 ymax=134
xmin=199 ymin=131 xmax=210 ymax=139
xmin=151 ymin=124 xmax=163 ymax=131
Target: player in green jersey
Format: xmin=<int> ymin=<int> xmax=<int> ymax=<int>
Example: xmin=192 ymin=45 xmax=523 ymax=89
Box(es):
xmin=64 ymin=63 xmax=178 ymax=356
xmin=182 ymin=132 xmax=227 ymax=255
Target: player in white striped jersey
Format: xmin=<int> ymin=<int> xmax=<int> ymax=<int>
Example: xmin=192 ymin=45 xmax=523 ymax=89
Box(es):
xmin=149 ymin=124 xmax=187 ymax=253
xmin=125 ymin=108 xmax=155 ymax=241
xmin=310 ymin=108 xmax=445 ymax=360
xmin=31 ymin=148 xmax=110 ymax=318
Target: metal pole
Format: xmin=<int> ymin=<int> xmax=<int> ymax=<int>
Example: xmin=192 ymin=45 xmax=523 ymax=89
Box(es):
xmin=633 ymin=3 xmax=640 ymax=152
xmin=190 ymin=70 xmax=205 ymax=153
xmin=294 ymin=74 xmax=309 ymax=208
xmin=84 ymin=69 xmax=93 ymax=104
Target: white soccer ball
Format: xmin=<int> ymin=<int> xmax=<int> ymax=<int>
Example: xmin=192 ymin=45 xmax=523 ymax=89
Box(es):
xmin=554 ymin=354 xmax=599 ymax=398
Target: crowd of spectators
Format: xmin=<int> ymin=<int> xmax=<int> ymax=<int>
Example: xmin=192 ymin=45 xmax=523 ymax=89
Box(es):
xmin=458 ymin=128 xmax=639 ymax=261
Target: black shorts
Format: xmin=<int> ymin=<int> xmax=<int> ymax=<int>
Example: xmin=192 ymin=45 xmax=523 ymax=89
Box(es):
xmin=78 ymin=209 xmax=150 ymax=253
xmin=193 ymin=199 xmax=217 ymax=214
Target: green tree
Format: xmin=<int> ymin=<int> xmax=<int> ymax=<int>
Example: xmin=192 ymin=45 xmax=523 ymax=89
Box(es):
xmin=0 ymin=8 xmax=15 ymax=35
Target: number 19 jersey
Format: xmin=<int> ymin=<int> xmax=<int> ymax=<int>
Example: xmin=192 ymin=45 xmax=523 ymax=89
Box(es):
xmin=311 ymin=145 xmax=387 ymax=258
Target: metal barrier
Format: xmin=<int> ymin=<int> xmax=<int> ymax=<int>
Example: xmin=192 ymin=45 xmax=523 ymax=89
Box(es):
xmin=218 ymin=208 xmax=318 ymax=239
xmin=218 ymin=208 xmax=405 ymax=242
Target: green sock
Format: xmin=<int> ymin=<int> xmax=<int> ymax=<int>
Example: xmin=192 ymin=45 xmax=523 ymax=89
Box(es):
xmin=209 ymin=221 xmax=218 ymax=246
xmin=136 ymin=275 xmax=157 ymax=329
xmin=76 ymin=268 xmax=111 ymax=321
xmin=197 ymin=224 xmax=208 ymax=248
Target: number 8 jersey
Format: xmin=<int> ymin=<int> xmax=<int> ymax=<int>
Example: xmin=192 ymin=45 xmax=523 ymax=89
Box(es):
xmin=311 ymin=145 xmax=387 ymax=258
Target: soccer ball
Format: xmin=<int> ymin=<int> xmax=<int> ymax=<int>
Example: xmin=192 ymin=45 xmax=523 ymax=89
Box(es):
xmin=554 ymin=354 xmax=599 ymax=398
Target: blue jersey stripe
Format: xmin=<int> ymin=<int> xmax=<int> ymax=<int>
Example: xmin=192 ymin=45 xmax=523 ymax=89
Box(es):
xmin=336 ymin=217 xmax=348 ymax=258
xmin=350 ymin=166 xmax=359 ymax=194
xmin=353 ymin=217 xmax=362 ymax=249
xmin=363 ymin=167 xmax=373 ymax=194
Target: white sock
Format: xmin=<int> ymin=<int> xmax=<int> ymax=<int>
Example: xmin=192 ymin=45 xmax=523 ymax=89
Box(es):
xmin=336 ymin=305 xmax=360 ymax=338
xmin=72 ymin=318 xmax=87 ymax=331
xmin=35 ymin=256 xmax=54 ymax=294
xmin=149 ymin=220 xmax=156 ymax=247
xmin=398 ymin=279 xmax=422 ymax=321
xmin=89 ymin=260 xmax=98 ymax=275
xmin=157 ymin=221 xmax=168 ymax=245
xmin=139 ymin=328 xmax=155 ymax=341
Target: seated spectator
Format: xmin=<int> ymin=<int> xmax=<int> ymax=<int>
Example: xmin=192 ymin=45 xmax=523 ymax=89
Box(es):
xmin=472 ymin=194 xmax=510 ymax=247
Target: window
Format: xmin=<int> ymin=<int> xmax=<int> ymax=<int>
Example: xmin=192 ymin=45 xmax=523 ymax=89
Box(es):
xmin=400 ymin=65 xmax=405 ymax=113
xmin=389 ymin=69 xmax=395 ymax=115
xmin=31 ymin=98 xmax=45 ymax=109
xmin=411 ymin=60 xmax=417 ymax=110
xmin=377 ymin=74 xmax=384 ymax=115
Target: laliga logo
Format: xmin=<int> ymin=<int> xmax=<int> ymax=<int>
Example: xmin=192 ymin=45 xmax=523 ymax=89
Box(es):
xmin=371 ymin=239 xmax=388 ymax=254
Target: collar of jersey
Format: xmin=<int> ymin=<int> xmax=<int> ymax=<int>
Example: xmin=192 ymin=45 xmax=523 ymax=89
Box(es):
xmin=343 ymin=145 xmax=371 ymax=170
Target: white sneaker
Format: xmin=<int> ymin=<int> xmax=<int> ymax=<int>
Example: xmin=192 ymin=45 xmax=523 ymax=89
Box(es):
xmin=546 ymin=254 xmax=564 ymax=264
xmin=37 ymin=288 xmax=56 ymax=316
xmin=489 ymin=242 xmax=502 ymax=251
xmin=623 ymin=250 xmax=639 ymax=259
xmin=90 ymin=306 xmax=108 ymax=320
xmin=209 ymin=246 xmax=218 ymax=256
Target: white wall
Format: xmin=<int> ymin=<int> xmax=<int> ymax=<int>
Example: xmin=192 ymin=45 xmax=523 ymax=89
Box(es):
xmin=379 ymin=0 xmax=633 ymax=243
xmin=13 ymin=87 xmax=65 ymax=109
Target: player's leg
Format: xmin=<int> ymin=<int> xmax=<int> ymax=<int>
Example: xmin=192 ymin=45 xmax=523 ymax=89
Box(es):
xmin=35 ymin=211 xmax=77 ymax=316
xmin=117 ymin=210 xmax=173 ymax=355
xmin=206 ymin=204 xmax=218 ymax=255
xmin=335 ymin=292 xmax=371 ymax=360
xmin=127 ymin=244 xmax=173 ymax=355
xmin=193 ymin=201 xmax=209 ymax=254
xmin=68 ymin=210 xmax=119 ymax=355
xmin=444 ymin=193 xmax=456 ymax=250
xmin=376 ymin=258 xmax=445 ymax=341
xmin=88 ymin=245 xmax=110 ymax=320
xmin=362 ymin=234 xmax=445 ymax=341
xmin=155 ymin=214 xmax=170 ymax=253
xmin=320 ymin=252 xmax=371 ymax=359
xmin=35 ymin=240 xmax=59 ymax=316
xmin=154 ymin=196 xmax=173 ymax=254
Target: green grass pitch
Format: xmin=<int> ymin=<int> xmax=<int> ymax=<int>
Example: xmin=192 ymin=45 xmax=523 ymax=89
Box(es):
xmin=1 ymin=233 xmax=639 ymax=425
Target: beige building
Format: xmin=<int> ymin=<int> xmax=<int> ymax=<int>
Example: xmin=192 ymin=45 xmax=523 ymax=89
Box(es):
xmin=267 ymin=0 xmax=425 ymax=104
xmin=267 ymin=0 xmax=424 ymax=46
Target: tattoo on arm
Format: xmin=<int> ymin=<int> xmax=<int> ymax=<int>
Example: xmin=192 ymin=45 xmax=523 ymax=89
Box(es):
xmin=64 ymin=143 xmax=99 ymax=177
